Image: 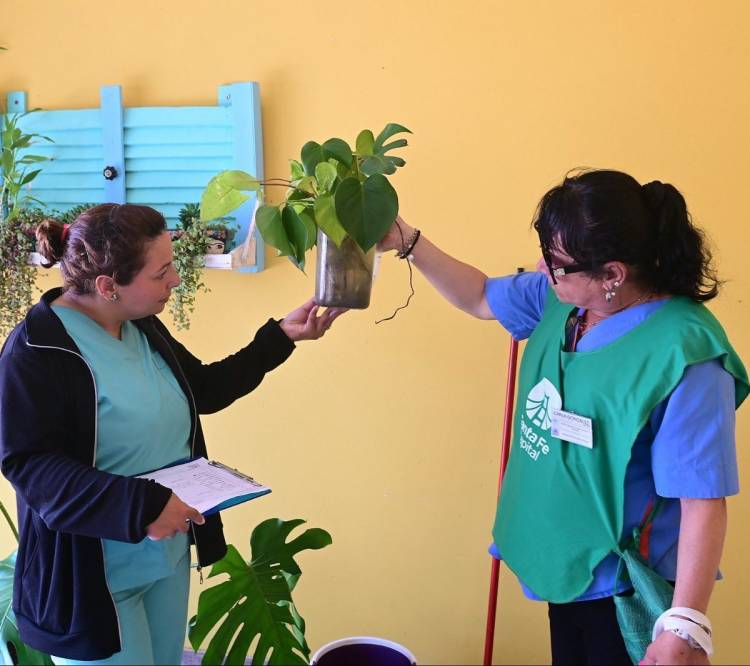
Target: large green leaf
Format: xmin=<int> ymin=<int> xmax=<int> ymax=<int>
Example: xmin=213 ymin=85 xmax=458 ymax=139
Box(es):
xmin=334 ymin=174 xmax=399 ymax=251
xmin=314 ymin=162 xmax=337 ymax=194
xmin=321 ymin=138 xmax=353 ymax=167
xmin=298 ymin=209 xmax=318 ymax=251
xmin=301 ymin=141 xmax=325 ymax=176
xmin=281 ymin=206 xmax=309 ymax=270
xmin=355 ymin=130 xmax=375 ymax=156
xmin=188 ymin=519 xmax=332 ymax=666
xmin=314 ymin=194 xmax=347 ymax=247
xmin=0 ymin=551 xmax=53 ymax=665
xmin=200 ymin=170 xmax=259 ymax=222
xmin=256 ymin=205 xmax=296 ymax=258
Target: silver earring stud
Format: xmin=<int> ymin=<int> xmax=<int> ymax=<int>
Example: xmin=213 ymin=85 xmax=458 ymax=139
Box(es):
xmin=109 ymin=293 xmax=119 ymax=303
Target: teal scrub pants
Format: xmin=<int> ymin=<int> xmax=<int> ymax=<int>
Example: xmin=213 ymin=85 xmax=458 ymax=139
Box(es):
xmin=52 ymin=551 xmax=191 ymax=666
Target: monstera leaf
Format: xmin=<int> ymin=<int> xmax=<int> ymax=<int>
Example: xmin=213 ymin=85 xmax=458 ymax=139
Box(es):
xmin=188 ymin=519 xmax=332 ymax=666
xmin=0 ymin=551 xmax=53 ymax=665
xmin=360 ymin=124 xmax=411 ymax=176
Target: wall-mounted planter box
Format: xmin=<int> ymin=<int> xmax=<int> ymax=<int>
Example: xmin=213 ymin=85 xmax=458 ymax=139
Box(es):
xmin=7 ymin=82 xmax=265 ymax=272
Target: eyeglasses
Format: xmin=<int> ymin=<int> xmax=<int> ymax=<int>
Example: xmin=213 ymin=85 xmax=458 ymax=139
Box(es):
xmin=542 ymin=249 xmax=591 ymax=285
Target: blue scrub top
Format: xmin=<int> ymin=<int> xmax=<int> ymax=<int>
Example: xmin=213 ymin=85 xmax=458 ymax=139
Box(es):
xmin=484 ymin=272 xmax=738 ymax=601
xmin=52 ymin=306 xmax=191 ymax=593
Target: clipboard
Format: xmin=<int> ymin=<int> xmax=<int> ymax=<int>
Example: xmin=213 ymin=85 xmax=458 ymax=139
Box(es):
xmin=137 ymin=457 xmax=271 ymax=516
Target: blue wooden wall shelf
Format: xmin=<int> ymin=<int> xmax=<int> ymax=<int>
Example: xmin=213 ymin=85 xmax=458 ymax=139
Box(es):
xmin=6 ymin=82 xmax=264 ymax=272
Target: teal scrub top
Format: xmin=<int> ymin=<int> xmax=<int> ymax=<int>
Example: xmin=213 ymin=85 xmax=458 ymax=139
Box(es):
xmin=52 ymin=306 xmax=191 ymax=592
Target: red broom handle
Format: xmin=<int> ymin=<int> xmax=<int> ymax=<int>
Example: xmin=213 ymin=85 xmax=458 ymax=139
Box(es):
xmin=482 ymin=285 xmax=522 ymax=665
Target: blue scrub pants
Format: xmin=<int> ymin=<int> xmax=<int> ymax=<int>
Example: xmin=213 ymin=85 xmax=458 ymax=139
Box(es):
xmin=52 ymin=551 xmax=191 ymax=666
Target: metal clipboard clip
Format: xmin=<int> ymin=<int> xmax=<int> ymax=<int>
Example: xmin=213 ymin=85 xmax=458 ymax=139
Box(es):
xmin=208 ymin=460 xmax=258 ymax=484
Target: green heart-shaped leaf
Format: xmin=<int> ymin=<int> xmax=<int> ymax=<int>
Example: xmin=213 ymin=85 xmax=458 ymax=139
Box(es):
xmin=282 ymin=206 xmax=310 ymax=269
xmin=301 ymin=141 xmax=325 ymax=176
xmin=315 ymin=162 xmax=337 ymax=194
xmin=321 ymin=138 xmax=353 ymax=167
xmin=200 ymin=170 xmax=259 ymax=222
xmin=356 ymin=129 xmax=375 ymax=156
xmin=334 ymin=174 xmax=399 ymax=251
xmin=314 ymin=194 xmax=347 ymax=247
xmin=256 ymin=205 xmax=295 ymax=258
xmin=298 ymin=209 xmax=318 ymax=251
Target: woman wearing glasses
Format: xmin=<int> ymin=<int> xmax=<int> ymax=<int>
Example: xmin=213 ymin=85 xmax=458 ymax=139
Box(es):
xmin=379 ymin=169 xmax=747 ymax=666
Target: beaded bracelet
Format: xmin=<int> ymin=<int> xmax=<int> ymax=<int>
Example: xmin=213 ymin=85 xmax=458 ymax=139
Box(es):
xmin=397 ymin=228 xmax=421 ymax=260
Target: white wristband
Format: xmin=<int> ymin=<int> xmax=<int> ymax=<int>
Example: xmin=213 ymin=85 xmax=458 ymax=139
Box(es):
xmin=653 ymin=607 xmax=713 ymax=656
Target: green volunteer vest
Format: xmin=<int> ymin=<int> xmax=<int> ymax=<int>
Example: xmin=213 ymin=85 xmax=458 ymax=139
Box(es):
xmin=492 ymin=292 xmax=748 ymax=603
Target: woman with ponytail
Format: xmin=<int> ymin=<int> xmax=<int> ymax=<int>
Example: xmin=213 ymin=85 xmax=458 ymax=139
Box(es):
xmin=379 ymin=169 xmax=748 ymax=665
xmin=0 ymin=204 xmax=345 ymax=665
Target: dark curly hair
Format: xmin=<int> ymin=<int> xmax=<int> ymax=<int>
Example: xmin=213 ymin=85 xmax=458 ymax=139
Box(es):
xmin=532 ymin=169 xmax=720 ymax=302
xmin=35 ymin=204 xmax=167 ymax=295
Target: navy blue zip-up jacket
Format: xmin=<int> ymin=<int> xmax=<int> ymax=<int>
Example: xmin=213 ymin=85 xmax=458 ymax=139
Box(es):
xmin=0 ymin=288 xmax=295 ymax=660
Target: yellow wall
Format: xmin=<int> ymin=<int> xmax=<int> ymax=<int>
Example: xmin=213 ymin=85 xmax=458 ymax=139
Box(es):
xmin=3 ymin=1 xmax=750 ymax=663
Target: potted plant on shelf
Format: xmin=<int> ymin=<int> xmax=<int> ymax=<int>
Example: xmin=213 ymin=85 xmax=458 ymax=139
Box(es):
xmin=187 ymin=518 xmax=331 ymax=665
xmin=172 ymin=203 xmax=232 ymax=254
xmin=0 ymin=109 xmax=51 ymax=337
xmin=199 ymin=123 xmax=410 ymax=309
xmin=168 ymin=203 xmax=232 ymax=330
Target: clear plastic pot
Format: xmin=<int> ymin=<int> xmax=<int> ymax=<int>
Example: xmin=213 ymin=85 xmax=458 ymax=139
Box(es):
xmin=315 ymin=229 xmax=375 ymax=309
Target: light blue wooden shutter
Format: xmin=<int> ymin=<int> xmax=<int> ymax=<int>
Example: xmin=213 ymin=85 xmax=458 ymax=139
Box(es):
xmin=5 ymin=82 xmax=264 ymax=272
xmin=7 ymin=92 xmax=107 ymax=211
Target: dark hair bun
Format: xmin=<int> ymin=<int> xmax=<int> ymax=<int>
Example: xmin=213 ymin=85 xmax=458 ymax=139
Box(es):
xmin=35 ymin=219 xmax=66 ymax=268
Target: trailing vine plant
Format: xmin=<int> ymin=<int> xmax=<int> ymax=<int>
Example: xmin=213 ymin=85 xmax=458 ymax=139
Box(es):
xmin=168 ymin=204 xmax=230 ymax=330
xmin=169 ymin=205 xmax=209 ymax=331
xmin=0 ymin=110 xmax=51 ymax=337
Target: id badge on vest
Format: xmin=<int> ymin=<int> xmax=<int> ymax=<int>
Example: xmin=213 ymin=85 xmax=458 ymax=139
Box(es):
xmin=553 ymin=345 xmax=594 ymax=449
xmin=550 ymin=409 xmax=593 ymax=449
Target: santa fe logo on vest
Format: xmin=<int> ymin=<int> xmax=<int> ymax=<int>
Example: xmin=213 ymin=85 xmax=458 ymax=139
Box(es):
xmin=520 ymin=378 xmax=562 ymax=461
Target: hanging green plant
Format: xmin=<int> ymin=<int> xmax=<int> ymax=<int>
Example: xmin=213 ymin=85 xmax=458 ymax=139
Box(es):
xmin=169 ymin=211 xmax=209 ymax=331
xmin=168 ymin=203 xmax=234 ymax=330
xmin=0 ymin=110 xmax=52 ymax=337
xmin=199 ymin=123 xmax=410 ymax=272
xmin=188 ymin=518 xmax=332 ymax=666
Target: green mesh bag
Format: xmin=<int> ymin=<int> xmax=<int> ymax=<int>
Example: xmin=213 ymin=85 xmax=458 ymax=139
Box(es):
xmin=613 ymin=499 xmax=674 ymax=665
